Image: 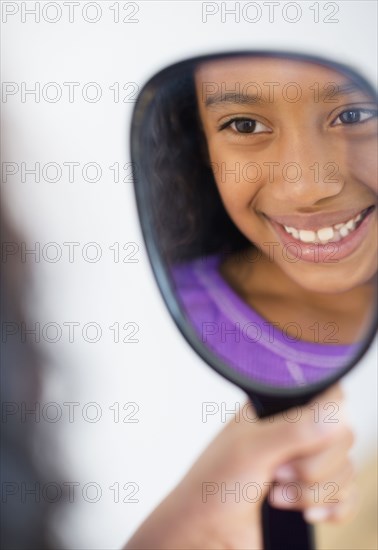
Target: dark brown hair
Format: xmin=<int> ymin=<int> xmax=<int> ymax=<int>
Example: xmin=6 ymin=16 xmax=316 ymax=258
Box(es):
xmin=132 ymin=64 xmax=249 ymax=263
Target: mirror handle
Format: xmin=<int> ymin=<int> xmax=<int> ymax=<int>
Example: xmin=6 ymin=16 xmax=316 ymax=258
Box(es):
xmin=247 ymin=392 xmax=318 ymax=550
xmin=249 ymin=391 xmax=320 ymax=418
xmin=262 ymin=500 xmax=315 ymax=550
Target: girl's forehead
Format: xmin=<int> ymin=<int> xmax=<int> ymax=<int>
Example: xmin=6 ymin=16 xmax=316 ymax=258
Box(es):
xmin=194 ymin=56 xmax=350 ymax=89
xmin=194 ymin=56 xmax=373 ymax=109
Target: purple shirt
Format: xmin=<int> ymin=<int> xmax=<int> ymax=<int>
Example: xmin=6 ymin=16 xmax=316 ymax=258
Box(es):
xmin=171 ymin=254 xmax=359 ymax=387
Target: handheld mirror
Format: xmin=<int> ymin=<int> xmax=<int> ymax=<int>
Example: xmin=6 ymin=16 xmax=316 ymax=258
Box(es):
xmin=130 ymin=52 xmax=377 ymax=550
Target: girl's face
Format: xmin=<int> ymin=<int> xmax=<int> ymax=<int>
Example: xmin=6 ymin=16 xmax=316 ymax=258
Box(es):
xmin=195 ymin=57 xmax=377 ymax=294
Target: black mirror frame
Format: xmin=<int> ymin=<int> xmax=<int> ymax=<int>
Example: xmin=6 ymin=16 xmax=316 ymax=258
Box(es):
xmin=130 ymin=50 xmax=378 ymax=415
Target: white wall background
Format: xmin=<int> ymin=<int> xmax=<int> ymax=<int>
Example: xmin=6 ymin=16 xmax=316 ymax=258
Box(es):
xmin=1 ymin=2 xmax=377 ymax=548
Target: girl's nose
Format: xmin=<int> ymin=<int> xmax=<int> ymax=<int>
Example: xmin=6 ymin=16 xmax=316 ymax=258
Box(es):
xmin=267 ymin=131 xmax=346 ymax=206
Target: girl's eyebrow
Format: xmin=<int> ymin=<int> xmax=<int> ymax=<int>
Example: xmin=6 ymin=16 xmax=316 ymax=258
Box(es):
xmin=316 ymin=82 xmax=372 ymax=101
xmin=204 ymin=92 xmax=264 ymax=108
xmin=203 ymin=82 xmax=372 ymax=108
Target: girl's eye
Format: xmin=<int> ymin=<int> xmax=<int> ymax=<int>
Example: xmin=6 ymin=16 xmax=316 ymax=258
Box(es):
xmin=333 ymin=108 xmax=377 ymax=126
xmin=220 ymin=118 xmax=271 ymax=134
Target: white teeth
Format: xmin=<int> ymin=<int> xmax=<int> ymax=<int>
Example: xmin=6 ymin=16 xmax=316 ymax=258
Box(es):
xmin=299 ymin=229 xmax=316 ymax=243
xmin=284 ymin=226 xmax=299 ymax=239
xmin=284 ymin=226 xmax=295 ymax=234
xmin=339 ymin=226 xmax=350 ymax=238
xmin=282 ymin=209 xmax=366 ymax=244
xmin=317 ymin=227 xmax=334 ymax=242
xmin=346 ymin=219 xmax=356 ymax=230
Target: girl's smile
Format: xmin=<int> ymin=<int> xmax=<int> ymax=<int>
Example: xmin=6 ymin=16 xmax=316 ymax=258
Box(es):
xmin=267 ymin=204 xmax=376 ymax=263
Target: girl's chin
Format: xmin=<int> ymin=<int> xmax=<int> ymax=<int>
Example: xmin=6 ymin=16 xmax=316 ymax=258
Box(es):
xmin=297 ymin=282 xmax=357 ymax=295
xmin=282 ymin=264 xmax=377 ymax=295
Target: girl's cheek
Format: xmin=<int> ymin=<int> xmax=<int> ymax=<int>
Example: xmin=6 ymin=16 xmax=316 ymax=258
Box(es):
xmin=345 ymin=141 xmax=378 ymax=193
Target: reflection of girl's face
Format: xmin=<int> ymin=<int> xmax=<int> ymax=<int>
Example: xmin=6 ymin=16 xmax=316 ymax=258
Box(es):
xmin=195 ymin=57 xmax=377 ymax=294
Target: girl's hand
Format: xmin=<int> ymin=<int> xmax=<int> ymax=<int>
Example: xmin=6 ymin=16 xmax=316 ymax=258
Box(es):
xmin=124 ymin=384 xmax=356 ymax=549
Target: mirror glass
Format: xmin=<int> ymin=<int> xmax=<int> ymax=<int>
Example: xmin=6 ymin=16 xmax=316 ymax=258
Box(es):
xmin=132 ymin=53 xmax=377 ymax=391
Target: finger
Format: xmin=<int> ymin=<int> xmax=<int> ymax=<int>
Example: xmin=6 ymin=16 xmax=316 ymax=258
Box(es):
xmin=269 ymin=459 xmax=355 ymax=510
xmin=302 ymin=484 xmax=359 ymax=524
xmin=322 ymin=485 xmax=360 ymax=523
xmin=274 ymin=426 xmax=354 ymax=483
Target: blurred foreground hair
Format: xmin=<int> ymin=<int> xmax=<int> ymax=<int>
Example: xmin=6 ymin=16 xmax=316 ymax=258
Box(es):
xmin=1 ymin=205 xmax=55 ymax=550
